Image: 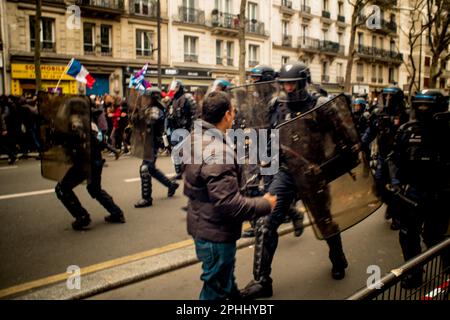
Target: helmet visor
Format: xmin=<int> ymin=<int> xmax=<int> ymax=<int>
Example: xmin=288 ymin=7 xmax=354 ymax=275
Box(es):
xmin=278 ymin=80 xmax=308 ymax=103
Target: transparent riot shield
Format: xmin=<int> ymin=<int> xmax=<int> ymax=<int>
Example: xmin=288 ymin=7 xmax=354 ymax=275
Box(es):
xmin=276 ymin=94 xmax=382 ymax=240
xmin=130 ymin=94 xmax=162 ymax=161
xmin=229 ymin=81 xmax=278 ymax=130
xmin=38 ymin=92 xmax=91 ymax=182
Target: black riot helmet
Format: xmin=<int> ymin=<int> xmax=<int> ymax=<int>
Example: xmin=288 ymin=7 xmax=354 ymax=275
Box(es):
xmin=411 ymin=89 xmax=448 ymax=122
xmin=277 ymin=62 xmax=311 ymax=103
xmin=249 ymin=65 xmax=276 ymax=83
xmin=381 ymin=86 xmax=405 ymax=115
xmin=142 ymin=87 xmax=163 ymax=108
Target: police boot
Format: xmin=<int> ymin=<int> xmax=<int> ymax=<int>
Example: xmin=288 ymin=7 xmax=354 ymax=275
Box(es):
xmin=135 ymin=165 xmax=153 ymax=208
xmin=105 ymin=212 xmax=126 ymax=223
xmin=174 ymin=164 xmax=183 ymax=180
xmin=240 ymin=217 xmax=276 ymax=299
xmin=72 ymin=214 xmax=91 ymax=231
xmin=327 ymin=235 xmax=348 ymax=280
xmin=289 ymin=206 xmax=304 ymax=237
xmin=168 ymin=182 xmax=179 ymax=197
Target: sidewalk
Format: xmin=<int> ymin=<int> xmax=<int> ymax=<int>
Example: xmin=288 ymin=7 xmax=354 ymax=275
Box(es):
xmin=89 ymin=205 xmax=404 ymax=300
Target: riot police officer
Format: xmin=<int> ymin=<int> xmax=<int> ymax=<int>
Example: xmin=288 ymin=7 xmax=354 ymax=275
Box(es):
xmin=133 ymin=87 xmax=179 ymax=208
xmin=388 ymin=90 xmax=450 ymax=288
xmin=54 ymin=96 xmax=125 ymax=230
xmin=241 ymin=65 xmax=304 ymax=238
xmin=361 ymin=86 xmax=409 ymax=229
xmin=166 ymin=80 xmax=197 ymax=180
xmin=241 ymin=62 xmax=349 ymax=299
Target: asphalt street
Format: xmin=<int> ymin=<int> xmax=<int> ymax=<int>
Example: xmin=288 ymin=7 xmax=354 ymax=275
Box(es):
xmin=0 ymin=154 xmax=189 ymax=290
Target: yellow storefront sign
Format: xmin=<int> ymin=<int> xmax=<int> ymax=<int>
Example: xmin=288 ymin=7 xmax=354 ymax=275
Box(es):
xmin=11 ymin=64 xmax=73 ymax=80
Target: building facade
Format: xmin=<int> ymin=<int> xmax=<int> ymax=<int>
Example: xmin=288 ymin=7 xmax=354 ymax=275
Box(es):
xmin=1 ymin=0 xmax=448 ymax=96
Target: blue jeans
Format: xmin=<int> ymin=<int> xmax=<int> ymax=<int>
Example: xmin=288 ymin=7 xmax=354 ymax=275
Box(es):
xmin=194 ymin=239 xmax=239 ymax=300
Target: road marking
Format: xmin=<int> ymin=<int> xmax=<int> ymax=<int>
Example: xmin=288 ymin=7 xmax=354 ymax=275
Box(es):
xmin=0 ymin=222 xmax=251 ymax=299
xmin=0 ymin=166 xmax=18 ymax=170
xmin=0 ymin=238 xmax=194 ymax=299
xmin=0 ymin=189 xmax=54 ymax=201
xmin=124 ymin=173 xmax=176 ymax=183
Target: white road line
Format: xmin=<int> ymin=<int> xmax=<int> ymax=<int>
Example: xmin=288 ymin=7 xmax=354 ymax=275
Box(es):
xmin=0 ymin=166 xmax=18 ymax=170
xmin=0 ymin=189 xmax=55 ymax=201
xmin=124 ymin=173 xmax=176 ymax=183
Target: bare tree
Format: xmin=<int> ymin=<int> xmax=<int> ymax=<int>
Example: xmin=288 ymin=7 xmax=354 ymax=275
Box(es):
xmin=425 ymin=0 xmax=450 ymax=88
xmin=34 ymin=0 xmax=42 ymax=92
xmin=398 ymin=0 xmax=428 ymax=102
xmin=238 ymin=0 xmax=247 ymax=85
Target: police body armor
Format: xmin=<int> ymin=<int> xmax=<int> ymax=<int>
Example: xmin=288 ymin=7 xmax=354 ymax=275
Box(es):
xmin=38 ymin=92 xmax=91 ymax=181
xmin=276 ymin=94 xmax=382 ymax=239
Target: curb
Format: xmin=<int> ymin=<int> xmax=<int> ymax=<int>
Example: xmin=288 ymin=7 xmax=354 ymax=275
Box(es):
xmin=12 ymin=221 xmax=311 ymax=300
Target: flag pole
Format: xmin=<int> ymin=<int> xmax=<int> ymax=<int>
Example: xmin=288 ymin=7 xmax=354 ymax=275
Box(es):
xmin=53 ymin=58 xmax=74 ymax=93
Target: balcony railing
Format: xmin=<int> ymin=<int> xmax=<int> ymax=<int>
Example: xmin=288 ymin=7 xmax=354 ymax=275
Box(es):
xmin=282 ymin=35 xmax=292 ymax=47
xmin=356 ymin=45 xmax=403 ymax=63
xmin=298 ymin=36 xmax=320 ymax=51
xmin=216 ymin=56 xmax=223 ymax=65
xmin=84 ymin=44 xmax=95 ymax=55
xmin=336 ymin=76 xmax=345 ymax=84
xmin=337 ymin=15 xmax=345 ymax=23
xmin=184 ymin=54 xmax=198 ymax=62
xmin=130 ymin=0 xmax=157 ymax=18
xmin=300 ymin=5 xmax=311 ymax=14
xmin=31 ymin=41 xmax=55 ymax=52
xmin=136 ymin=49 xmax=151 ymax=57
xmin=76 ymin=0 xmax=124 ymax=10
xmin=246 ymin=21 xmax=266 ymax=36
xmin=321 ymin=75 xmax=330 ymax=83
xmin=101 ymin=46 xmax=112 ymax=56
xmin=371 ymin=77 xmax=377 ymax=83
xmin=320 ymin=40 xmax=340 ymax=53
xmin=356 ymin=76 xmax=364 ymax=82
xmin=178 ymin=6 xmax=205 ymax=25
xmin=249 ymin=60 xmax=259 ymax=67
xmin=281 ymin=0 xmax=293 ymax=9
xmin=358 ymin=15 xmax=397 ymax=34
xmin=378 ymin=78 xmax=384 ymax=83
xmin=322 ymin=10 xmax=331 ymax=19
xmin=227 ymin=58 xmax=234 ymax=66
xmin=211 ymin=12 xmax=239 ymax=29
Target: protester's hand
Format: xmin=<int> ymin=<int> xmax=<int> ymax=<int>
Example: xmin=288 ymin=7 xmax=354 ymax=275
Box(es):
xmin=263 ymin=193 xmax=277 ymax=211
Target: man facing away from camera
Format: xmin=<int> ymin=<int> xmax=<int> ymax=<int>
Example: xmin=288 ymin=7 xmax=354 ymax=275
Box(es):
xmin=182 ymin=91 xmax=276 ymax=300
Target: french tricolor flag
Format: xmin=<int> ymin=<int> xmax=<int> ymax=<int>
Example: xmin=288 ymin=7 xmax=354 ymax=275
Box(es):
xmin=66 ymin=58 xmax=95 ymax=89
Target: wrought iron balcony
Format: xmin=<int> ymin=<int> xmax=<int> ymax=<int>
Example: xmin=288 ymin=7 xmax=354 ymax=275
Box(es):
xmin=211 ymin=12 xmax=239 ymax=35
xmin=356 ymin=45 xmax=403 ymax=64
xmin=31 ymin=41 xmax=55 ymax=52
xmin=282 ymin=35 xmax=292 ymax=47
xmin=322 ymin=10 xmax=331 ymax=19
xmin=246 ymin=21 xmax=267 ymax=36
xmin=356 ymin=76 xmax=364 ymax=82
xmin=101 ymin=46 xmax=112 ymax=56
xmin=227 ymin=58 xmax=234 ymax=66
xmin=336 ymin=76 xmax=345 ymax=84
xmin=321 ymin=75 xmax=330 ymax=83
xmin=337 ymin=15 xmax=345 ymax=23
xmin=249 ymin=60 xmax=259 ymax=67
xmin=216 ymin=56 xmax=223 ymax=65
xmin=84 ymin=44 xmax=95 ymax=55
xmin=371 ymin=77 xmax=377 ymax=83
xmin=320 ymin=40 xmax=340 ymax=54
xmin=298 ymin=36 xmax=320 ymax=51
xmin=280 ymin=0 xmax=295 ymax=16
xmin=300 ymin=5 xmax=311 ymax=14
xmin=75 ymin=0 xmax=124 ymax=18
xmin=378 ymin=78 xmax=384 ymax=83
xmin=136 ymin=49 xmax=152 ymax=57
xmin=184 ymin=54 xmax=199 ymax=62
xmin=281 ymin=0 xmax=293 ymax=9
xmin=178 ymin=6 xmax=205 ymax=25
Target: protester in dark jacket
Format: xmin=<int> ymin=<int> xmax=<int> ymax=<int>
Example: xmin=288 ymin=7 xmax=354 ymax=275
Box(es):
xmin=183 ymin=91 xmax=276 ymax=300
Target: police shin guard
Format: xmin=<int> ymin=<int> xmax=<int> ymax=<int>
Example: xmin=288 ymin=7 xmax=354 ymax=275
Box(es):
xmin=240 ymin=217 xmax=276 ymax=299
xmin=55 ymin=183 xmax=91 ymax=230
xmin=135 ymin=165 xmax=153 ymax=208
xmin=174 ymin=163 xmax=183 ymax=180
xmin=326 ymin=234 xmax=348 ymax=280
xmin=87 ymin=186 xmax=125 ymax=223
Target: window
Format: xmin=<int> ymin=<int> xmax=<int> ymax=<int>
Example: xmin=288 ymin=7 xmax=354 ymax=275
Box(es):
xmin=357 ymin=63 xmax=364 ymax=79
xmin=322 ymin=61 xmax=329 ymax=82
xmin=424 ymin=56 xmax=431 ymax=67
xmin=379 ymin=37 xmax=384 ymax=50
xmin=424 ymin=77 xmax=429 ymax=88
xmin=30 ymin=16 xmax=55 ymax=51
xmin=83 ymin=23 xmax=95 ymax=54
xmin=357 ymin=32 xmax=364 ymax=47
xmin=215 ymin=0 xmax=231 ymax=13
xmin=372 ymin=65 xmax=377 ymax=81
xmin=282 ymin=56 xmax=290 ymax=65
xmin=388 ymin=67 xmax=396 ymax=83
xmin=282 ymin=21 xmax=289 ymax=37
xmin=248 ymin=44 xmax=259 ymax=67
xmin=248 ymin=2 xmax=258 ymax=20
xmin=390 ymin=40 xmax=396 ymax=52
xmin=184 ymin=36 xmax=198 ymax=62
xmin=378 ymin=65 xmax=383 ymax=82
xmin=338 ymin=2 xmax=343 ymax=15
xmin=226 ymin=41 xmax=234 ymax=66
xmin=100 ymin=25 xmax=112 ymax=55
xmin=183 ymin=0 xmax=195 ymax=8
xmin=372 ymin=35 xmax=377 ymax=48
xmin=302 ymin=25 xmax=309 ymax=40
xmin=216 ymin=40 xmax=223 ymax=65
xmin=337 ymin=63 xmax=343 ymax=77
xmin=338 ymin=33 xmax=343 ymax=44
xmin=323 ymin=0 xmax=329 ymax=11
xmin=323 ymin=29 xmax=329 ymax=41
xmin=136 ymin=30 xmax=152 ymax=57
xmin=133 ymin=0 xmax=154 ymax=15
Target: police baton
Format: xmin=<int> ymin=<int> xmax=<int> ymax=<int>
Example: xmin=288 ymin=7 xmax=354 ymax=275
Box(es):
xmin=386 ymin=184 xmax=419 ymax=208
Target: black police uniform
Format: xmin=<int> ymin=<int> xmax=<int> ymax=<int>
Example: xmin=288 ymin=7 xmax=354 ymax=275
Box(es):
xmin=388 ymin=90 xmax=450 ymax=288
